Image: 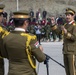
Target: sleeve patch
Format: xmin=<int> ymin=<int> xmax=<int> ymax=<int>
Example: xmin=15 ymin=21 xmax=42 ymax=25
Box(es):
xmin=34 ymin=41 xmax=39 ymax=48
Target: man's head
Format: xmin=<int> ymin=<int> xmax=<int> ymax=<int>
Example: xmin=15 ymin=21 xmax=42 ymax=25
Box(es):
xmin=50 ymin=16 xmax=55 ymax=25
xmin=65 ymin=8 xmax=75 ymax=22
xmin=13 ymin=10 xmax=30 ymax=30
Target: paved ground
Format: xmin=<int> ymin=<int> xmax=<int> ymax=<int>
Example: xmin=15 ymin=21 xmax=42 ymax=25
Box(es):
xmin=4 ymin=41 xmax=66 ymax=75
xmin=37 ymin=42 xmax=66 ymax=75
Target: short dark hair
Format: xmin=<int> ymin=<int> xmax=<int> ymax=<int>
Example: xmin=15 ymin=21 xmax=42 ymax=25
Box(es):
xmin=13 ymin=18 xmax=26 ymax=27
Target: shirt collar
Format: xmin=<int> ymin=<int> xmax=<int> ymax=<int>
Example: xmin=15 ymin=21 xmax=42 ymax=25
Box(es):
xmin=69 ymin=20 xmax=74 ymax=24
xmin=14 ymin=28 xmax=25 ymax=32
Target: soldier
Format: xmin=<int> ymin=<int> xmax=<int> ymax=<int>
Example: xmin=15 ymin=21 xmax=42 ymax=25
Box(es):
xmin=29 ymin=8 xmax=34 ymax=18
xmin=51 ymin=8 xmax=76 ymax=75
xmin=42 ymin=9 xmax=47 ymax=19
xmin=41 ymin=25 xmax=46 ymax=41
xmin=45 ymin=23 xmax=51 ymax=42
xmin=29 ymin=24 xmax=35 ymax=34
xmin=1 ymin=10 xmax=46 ymax=75
xmin=0 ymin=4 xmax=8 ymax=75
xmin=57 ymin=15 xmax=66 ymax=41
xmin=50 ymin=16 xmax=57 ymax=42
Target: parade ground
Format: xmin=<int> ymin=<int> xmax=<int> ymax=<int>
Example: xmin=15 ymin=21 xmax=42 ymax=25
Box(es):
xmin=4 ymin=41 xmax=66 ymax=75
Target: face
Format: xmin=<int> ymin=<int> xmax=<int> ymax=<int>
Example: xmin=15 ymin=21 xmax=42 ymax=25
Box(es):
xmin=66 ymin=14 xmax=74 ymax=22
xmin=50 ymin=17 xmax=55 ymax=24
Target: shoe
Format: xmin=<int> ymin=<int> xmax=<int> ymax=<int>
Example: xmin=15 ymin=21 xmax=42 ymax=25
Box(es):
xmin=53 ymin=39 xmax=56 ymax=42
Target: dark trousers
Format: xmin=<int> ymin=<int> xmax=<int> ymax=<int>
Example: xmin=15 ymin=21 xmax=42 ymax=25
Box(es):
xmin=36 ymin=34 xmax=41 ymax=45
xmin=63 ymin=54 xmax=76 ymax=75
xmin=0 ymin=59 xmax=4 ymax=75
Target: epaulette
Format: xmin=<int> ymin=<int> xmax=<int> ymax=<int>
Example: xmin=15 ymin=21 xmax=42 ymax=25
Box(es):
xmin=20 ymin=33 xmax=36 ymax=40
xmin=73 ymin=22 xmax=76 ymax=26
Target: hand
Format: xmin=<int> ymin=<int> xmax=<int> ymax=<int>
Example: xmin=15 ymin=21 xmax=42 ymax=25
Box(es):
xmin=61 ymin=26 xmax=67 ymax=34
xmin=39 ymin=45 xmax=43 ymax=52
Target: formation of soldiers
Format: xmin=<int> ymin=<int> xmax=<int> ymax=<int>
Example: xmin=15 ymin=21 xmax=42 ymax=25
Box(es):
xmin=0 ymin=7 xmax=67 ymax=43
xmin=0 ymin=3 xmax=76 ymax=75
xmin=27 ymin=9 xmax=67 ymax=43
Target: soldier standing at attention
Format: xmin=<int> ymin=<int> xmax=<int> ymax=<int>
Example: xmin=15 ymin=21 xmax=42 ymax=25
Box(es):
xmin=51 ymin=8 xmax=76 ymax=75
xmin=1 ymin=10 xmax=46 ymax=75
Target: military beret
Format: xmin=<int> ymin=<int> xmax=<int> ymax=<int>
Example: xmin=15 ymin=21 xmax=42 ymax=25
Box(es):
xmin=0 ymin=4 xmax=5 ymax=13
xmin=65 ymin=8 xmax=75 ymax=15
xmin=13 ymin=10 xmax=30 ymax=19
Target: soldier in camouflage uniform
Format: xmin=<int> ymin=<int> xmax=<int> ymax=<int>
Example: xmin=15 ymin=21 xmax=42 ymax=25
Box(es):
xmin=29 ymin=24 xmax=35 ymax=34
xmin=1 ymin=10 xmax=46 ymax=75
xmin=51 ymin=8 xmax=76 ymax=75
xmin=41 ymin=25 xmax=45 ymax=41
xmin=51 ymin=16 xmax=57 ymax=42
xmin=45 ymin=24 xmax=51 ymax=42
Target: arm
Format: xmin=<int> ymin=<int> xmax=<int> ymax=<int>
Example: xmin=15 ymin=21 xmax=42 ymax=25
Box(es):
xmin=51 ymin=25 xmax=62 ymax=34
xmin=30 ymin=38 xmax=46 ymax=62
xmin=0 ymin=38 xmax=8 ymax=58
xmin=63 ymin=25 xmax=76 ymax=42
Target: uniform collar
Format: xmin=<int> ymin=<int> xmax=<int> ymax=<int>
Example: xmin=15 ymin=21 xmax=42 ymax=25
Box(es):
xmin=14 ymin=28 xmax=25 ymax=32
xmin=69 ymin=20 xmax=74 ymax=24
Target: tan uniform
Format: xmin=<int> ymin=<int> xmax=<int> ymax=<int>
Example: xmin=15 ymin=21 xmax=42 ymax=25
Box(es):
xmin=1 ymin=31 xmax=46 ymax=75
xmin=0 ymin=26 xmax=8 ymax=75
xmin=63 ymin=22 xmax=76 ymax=75
xmin=52 ymin=22 xmax=76 ymax=75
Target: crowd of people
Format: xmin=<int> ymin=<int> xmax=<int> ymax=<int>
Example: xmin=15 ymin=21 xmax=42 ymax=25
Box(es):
xmin=2 ymin=8 xmax=67 ymax=44
xmin=2 ymin=6 xmax=76 ymax=44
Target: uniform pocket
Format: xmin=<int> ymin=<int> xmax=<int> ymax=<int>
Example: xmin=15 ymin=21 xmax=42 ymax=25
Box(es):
xmin=67 ymin=44 xmax=75 ymax=52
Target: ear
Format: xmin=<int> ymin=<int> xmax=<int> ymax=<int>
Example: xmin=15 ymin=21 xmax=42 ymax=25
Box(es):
xmin=23 ymin=20 xmax=28 ymax=29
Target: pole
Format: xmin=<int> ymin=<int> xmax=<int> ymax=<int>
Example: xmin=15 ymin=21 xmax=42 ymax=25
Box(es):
xmin=44 ymin=54 xmax=65 ymax=75
xmin=17 ymin=0 xmax=19 ymax=11
xmin=46 ymin=60 xmax=49 ymax=75
xmin=45 ymin=54 xmax=65 ymax=68
xmin=44 ymin=54 xmax=50 ymax=75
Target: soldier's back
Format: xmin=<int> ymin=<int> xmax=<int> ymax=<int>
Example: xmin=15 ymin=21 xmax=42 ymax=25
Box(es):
xmin=2 ymin=31 xmax=37 ymax=75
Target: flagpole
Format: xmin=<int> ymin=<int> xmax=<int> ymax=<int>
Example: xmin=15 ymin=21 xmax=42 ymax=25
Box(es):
xmin=17 ymin=0 xmax=19 ymax=11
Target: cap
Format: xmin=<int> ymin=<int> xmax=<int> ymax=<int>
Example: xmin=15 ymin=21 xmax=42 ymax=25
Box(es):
xmin=13 ymin=10 xmax=30 ymax=19
xmin=65 ymin=8 xmax=75 ymax=15
xmin=0 ymin=4 xmax=5 ymax=13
